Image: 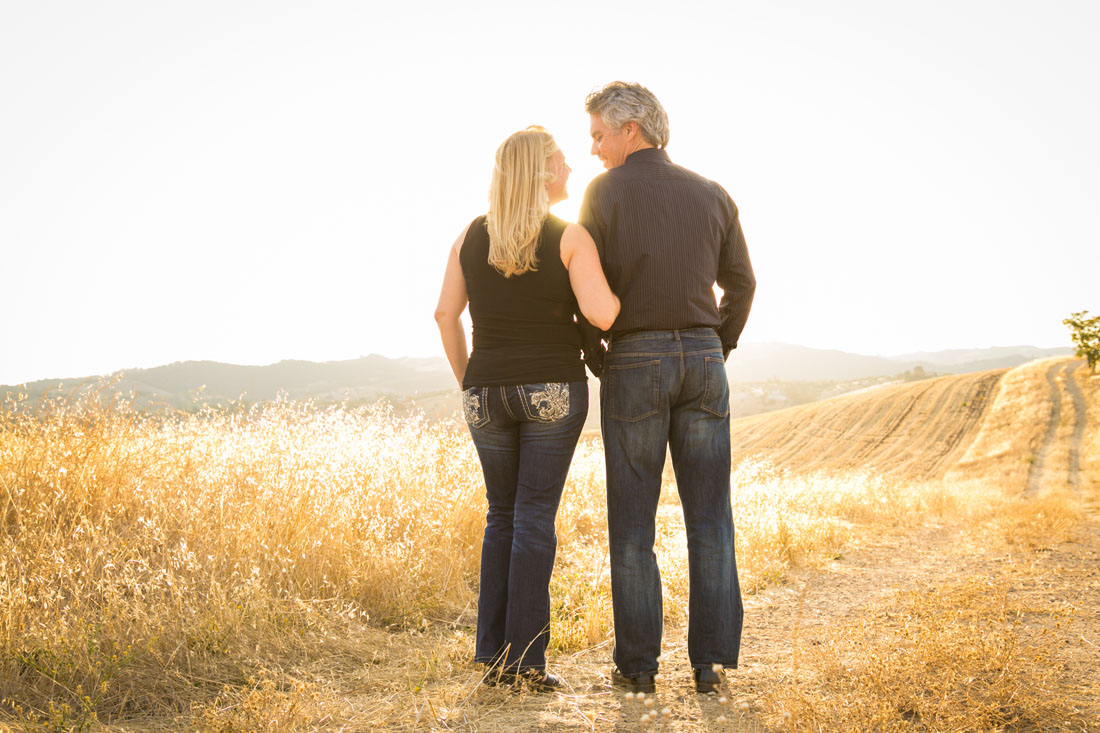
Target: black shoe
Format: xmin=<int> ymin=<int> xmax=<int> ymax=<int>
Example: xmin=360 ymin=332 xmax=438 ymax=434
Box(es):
xmin=693 ymin=666 xmax=724 ymax=694
xmin=611 ymin=668 xmax=657 ymax=694
xmin=484 ymin=667 xmax=563 ymax=693
xmin=519 ymin=669 xmax=563 ymax=693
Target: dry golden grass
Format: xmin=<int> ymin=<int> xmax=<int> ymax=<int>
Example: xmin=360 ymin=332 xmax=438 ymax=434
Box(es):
xmin=1076 ymin=363 xmax=1100 ymax=504
xmin=764 ymin=574 xmax=1068 ymax=731
xmin=0 ymin=357 xmax=1095 ymax=730
xmin=758 ymin=485 xmax=1092 ymax=731
xmin=756 ymin=359 xmax=1100 ymax=732
xmin=0 ymin=395 xmax=489 ymax=728
xmin=947 ymin=357 xmax=1062 ymax=492
xmin=729 ymin=368 xmax=1004 ymax=479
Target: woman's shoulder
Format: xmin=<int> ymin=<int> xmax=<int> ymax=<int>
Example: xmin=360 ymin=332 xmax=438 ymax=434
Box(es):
xmin=467 ymin=214 xmax=488 ymax=235
xmin=553 ymin=219 xmax=596 ymax=270
xmin=558 ymin=220 xmax=594 ymax=247
xmin=543 ymin=213 xmax=571 ymax=239
xmin=456 ymin=214 xmax=489 ymax=256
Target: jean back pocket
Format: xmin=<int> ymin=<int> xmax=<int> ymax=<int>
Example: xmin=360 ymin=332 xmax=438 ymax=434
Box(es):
xmin=608 ymin=360 xmax=661 ymax=422
xmin=701 ymin=356 xmax=730 ymax=417
xmin=462 ymin=386 xmax=490 ymax=428
xmin=519 ymin=382 xmax=571 ymax=422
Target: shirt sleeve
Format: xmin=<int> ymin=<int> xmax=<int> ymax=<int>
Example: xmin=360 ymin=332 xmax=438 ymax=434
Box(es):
xmin=715 ymin=190 xmax=756 ymax=356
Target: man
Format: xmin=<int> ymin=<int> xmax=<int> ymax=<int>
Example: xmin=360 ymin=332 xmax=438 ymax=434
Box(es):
xmin=579 ymin=81 xmax=755 ymax=695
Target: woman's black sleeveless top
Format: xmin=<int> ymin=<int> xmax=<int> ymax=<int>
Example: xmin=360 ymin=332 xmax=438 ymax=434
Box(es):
xmin=460 ymin=214 xmax=585 ymax=389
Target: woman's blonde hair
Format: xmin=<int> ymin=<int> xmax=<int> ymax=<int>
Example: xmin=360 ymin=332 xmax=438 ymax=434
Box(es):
xmin=487 ymin=126 xmax=559 ymax=278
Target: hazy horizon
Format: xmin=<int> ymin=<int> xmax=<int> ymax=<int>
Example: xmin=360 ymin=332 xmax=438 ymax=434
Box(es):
xmin=1 ymin=340 xmax=1074 ymax=387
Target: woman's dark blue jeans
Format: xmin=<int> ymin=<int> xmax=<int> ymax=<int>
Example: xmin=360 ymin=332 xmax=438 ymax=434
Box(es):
xmin=463 ymin=380 xmax=587 ymax=671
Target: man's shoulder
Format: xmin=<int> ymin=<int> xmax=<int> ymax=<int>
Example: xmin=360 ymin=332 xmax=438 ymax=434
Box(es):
xmin=585 ymin=160 xmax=668 ymax=194
xmin=664 ymin=159 xmax=725 ymax=189
xmin=581 ymin=170 xmax=613 ymax=207
xmin=585 ymin=157 xmax=731 ymax=203
xmin=666 ymin=162 xmax=738 ymax=209
xmin=584 ymin=170 xmax=611 ymax=190
xmin=623 ymin=154 xmax=723 ymax=190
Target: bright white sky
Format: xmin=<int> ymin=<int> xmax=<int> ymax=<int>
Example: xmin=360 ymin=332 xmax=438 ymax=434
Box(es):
xmin=2 ymin=1 xmax=1097 ymax=385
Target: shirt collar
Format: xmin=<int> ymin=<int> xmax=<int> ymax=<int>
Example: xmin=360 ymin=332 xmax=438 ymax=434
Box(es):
xmin=623 ymin=147 xmax=670 ymax=166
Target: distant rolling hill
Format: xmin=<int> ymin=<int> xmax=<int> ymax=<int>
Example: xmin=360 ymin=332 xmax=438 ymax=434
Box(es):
xmin=1 ymin=344 xmax=1071 ymax=420
xmin=2 ymin=355 xmax=457 ymax=414
xmin=729 ymin=368 xmax=1005 ymax=478
xmin=725 ymin=343 xmax=1071 ymax=381
xmin=728 ymin=356 xmax=1091 ymax=491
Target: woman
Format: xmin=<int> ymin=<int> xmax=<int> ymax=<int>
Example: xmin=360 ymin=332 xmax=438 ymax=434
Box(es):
xmin=434 ymin=126 xmax=619 ymax=691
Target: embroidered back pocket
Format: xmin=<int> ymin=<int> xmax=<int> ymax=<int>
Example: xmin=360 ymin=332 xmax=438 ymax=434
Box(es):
xmin=520 ymin=382 xmax=571 ymax=423
xmin=462 ymin=386 xmax=490 ymax=428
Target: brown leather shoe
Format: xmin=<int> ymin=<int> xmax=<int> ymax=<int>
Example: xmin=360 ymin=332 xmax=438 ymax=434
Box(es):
xmin=484 ymin=667 xmax=563 ymax=693
xmin=611 ymin=667 xmax=657 ymax=694
xmin=693 ymin=666 xmax=724 ymax=694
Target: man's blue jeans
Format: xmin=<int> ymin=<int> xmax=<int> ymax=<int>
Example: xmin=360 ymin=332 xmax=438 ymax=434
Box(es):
xmin=464 ymin=380 xmax=587 ymax=671
xmin=601 ymin=328 xmax=742 ymax=675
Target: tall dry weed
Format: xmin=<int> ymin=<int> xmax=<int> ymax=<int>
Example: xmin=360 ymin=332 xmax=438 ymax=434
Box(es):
xmin=1 ymin=357 xmax=1092 ymax=728
xmin=1 ymin=390 xmax=963 ymax=724
xmin=0 ymin=393 xmax=487 ymax=722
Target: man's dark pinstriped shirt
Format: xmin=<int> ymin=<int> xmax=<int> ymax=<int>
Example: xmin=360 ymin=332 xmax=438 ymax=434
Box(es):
xmin=578 ymin=147 xmax=756 ymax=356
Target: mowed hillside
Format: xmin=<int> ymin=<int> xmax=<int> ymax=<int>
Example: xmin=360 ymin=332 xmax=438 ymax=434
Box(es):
xmin=728 ymin=357 xmax=1093 ymax=487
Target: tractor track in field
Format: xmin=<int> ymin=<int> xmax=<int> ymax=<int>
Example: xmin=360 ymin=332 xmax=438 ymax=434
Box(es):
xmin=1065 ymin=361 xmax=1088 ymax=492
xmin=728 ymin=368 xmax=1005 ymax=481
xmin=1027 ymin=360 xmax=1088 ymax=496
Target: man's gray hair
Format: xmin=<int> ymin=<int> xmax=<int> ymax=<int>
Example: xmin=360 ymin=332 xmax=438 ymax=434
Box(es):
xmin=585 ymin=81 xmax=669 ymax=149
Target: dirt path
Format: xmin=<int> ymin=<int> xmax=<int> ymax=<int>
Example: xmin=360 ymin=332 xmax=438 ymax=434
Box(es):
xmin=324 ymin=360 xmax=1096 ymax=731
xmin=1027 ymin=360 xmax=1088 ymax=497
xmin=734 ymin=514 xmax=1100 ymax=729
xmin=1066 ymin=362 xmax=1088 ymax=492
xmin=458 ymin=362 xmax=1099 ymax=731
xmin=449 ymin=509 xmax=1100 ymax=731
xmin=1026 ymin=362 xmax=1065 ymax=496
xmin=424 ymin=526 xmax=969 ymax=731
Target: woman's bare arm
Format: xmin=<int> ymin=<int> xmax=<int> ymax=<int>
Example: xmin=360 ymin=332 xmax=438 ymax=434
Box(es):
xmin=434 ymin=225 xmax=471 ymax=384
xmin=560 ymin=223 xmax=619 ymax=330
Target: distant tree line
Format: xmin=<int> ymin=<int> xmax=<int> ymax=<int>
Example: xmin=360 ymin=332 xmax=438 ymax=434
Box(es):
xmin=1063 ymin=310 xmax=1100 ymax=373
xmin=902 ymin=365 xmax=929 ymax=382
